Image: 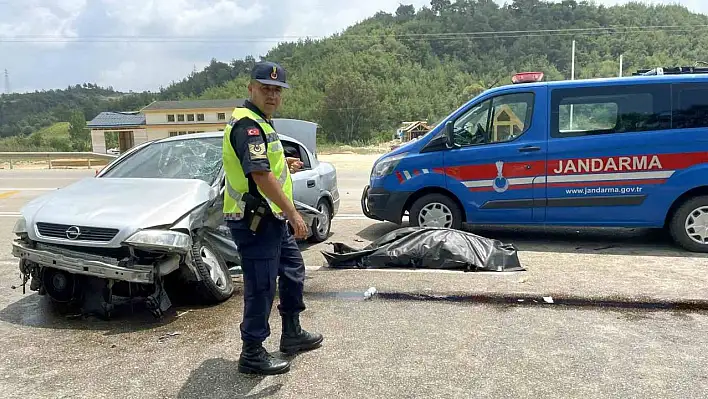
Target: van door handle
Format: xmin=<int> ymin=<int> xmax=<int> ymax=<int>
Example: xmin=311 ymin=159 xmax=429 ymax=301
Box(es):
xmin=518 ymin=145 xmax=541 ymax=153
xmin=307 ymin=180 xmax=316 ymax=188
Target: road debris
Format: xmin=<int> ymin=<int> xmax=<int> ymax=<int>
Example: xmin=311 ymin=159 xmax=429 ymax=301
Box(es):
xmin=158 ymin=332 xmax=182 ymax=342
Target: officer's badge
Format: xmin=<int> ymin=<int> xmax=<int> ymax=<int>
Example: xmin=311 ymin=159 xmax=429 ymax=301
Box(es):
xmin=249 ymin=143 xmax=267 ymax=159
xmin=270 ymin=66 xmax=278 ymax=80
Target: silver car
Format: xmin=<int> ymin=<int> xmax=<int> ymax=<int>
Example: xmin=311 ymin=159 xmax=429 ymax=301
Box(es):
xmin=11 ymin=127 xmax=339 ymax=318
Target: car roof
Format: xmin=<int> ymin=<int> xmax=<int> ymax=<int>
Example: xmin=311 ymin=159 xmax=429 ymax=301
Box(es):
xmin=484 ymin=72 xmax=708 ymax=95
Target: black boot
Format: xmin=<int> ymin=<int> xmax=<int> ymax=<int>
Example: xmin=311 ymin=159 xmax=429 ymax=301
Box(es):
xmin=238 ymin=341 xmax=290 ymax=375
xmin=279 ymin=313 xmax=323 ymax=355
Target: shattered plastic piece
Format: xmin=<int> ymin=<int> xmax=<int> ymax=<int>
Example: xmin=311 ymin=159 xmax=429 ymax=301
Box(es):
xmin=321 ymin=227 xmax=525 ymax=272
xmin=364 ymin=287 xmax=377 ymax=299
xmin=543 ymin=296 xmax=554 ymax=304
xmin=158 ymin=332 xmax=182 ymax=342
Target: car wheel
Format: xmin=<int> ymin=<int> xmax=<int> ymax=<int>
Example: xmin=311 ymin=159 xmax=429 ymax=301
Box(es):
xmin=41 ymin=267 xmax=79 ymax=304
xmin=190 ymin=236 xmax=235 ymax=303
xmin=669 ymin=195 xmax=708 ymax=253
xmin=409 ymin=193 xmax=463 ymax=230
xmin=308 ymin=198 xmax=332 ymax=243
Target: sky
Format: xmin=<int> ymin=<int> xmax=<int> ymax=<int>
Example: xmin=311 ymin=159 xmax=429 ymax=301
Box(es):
xmin=0 ymin=0 xmax=705 ymax=94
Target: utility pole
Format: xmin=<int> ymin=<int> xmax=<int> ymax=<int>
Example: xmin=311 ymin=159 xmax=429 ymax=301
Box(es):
xmin=619 ymin=54 xmax=624 ymax=77
xmin=571 ymin=40 xmax=576 ymax=81
xmin=3 ymin=69 xmax=9 ymax=95
xmin=570 ymin=40 xmax=575 ymax=130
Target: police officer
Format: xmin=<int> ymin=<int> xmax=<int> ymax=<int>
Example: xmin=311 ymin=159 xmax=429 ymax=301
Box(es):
xmin=222 ymin=61 xmax=323 ymax=375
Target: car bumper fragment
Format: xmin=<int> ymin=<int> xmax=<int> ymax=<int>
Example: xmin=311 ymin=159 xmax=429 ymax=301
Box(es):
xmin=12 ymin=240 xmax=154 ymax=284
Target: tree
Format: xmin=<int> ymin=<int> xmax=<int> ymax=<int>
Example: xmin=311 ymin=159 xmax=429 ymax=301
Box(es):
xmin=319 ymin=73 xmax=380 ymax=143
xmin=68 ymin=110 xmax=89 ymax=151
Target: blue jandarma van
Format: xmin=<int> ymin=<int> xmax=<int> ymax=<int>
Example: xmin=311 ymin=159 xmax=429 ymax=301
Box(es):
xmin=362 ymin=67 xmax=708 ymax=252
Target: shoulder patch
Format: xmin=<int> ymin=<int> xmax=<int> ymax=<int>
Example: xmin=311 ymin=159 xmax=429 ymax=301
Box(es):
xmin=249 ymin=143 xmax=267 ymax=159
xmin=247 ymin=127 xmax=260 ymax=136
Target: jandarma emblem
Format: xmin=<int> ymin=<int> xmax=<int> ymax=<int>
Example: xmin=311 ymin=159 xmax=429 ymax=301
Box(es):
xmin=270 ymin=66 xmax=278 ymax=79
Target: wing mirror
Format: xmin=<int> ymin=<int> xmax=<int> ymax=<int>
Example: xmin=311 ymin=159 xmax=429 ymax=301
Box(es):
xmin=444 ymin=121 xmax=454 ymax=148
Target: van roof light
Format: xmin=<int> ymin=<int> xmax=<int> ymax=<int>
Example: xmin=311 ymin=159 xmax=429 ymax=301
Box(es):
xmin=512 ymin=72 xmax=544 ymax=84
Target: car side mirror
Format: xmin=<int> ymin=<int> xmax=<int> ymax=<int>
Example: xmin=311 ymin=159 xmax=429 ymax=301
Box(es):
xmin=444 ymin=121 xmax=454 ymax=148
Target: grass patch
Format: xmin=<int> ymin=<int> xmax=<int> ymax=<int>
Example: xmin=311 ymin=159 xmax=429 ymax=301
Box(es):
xmin=0 ymin=122 xmax=72 ymax=152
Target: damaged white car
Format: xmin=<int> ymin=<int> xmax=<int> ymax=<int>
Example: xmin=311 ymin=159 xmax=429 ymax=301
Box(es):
xmin=11 ymin=122 xmax=339 ymax=318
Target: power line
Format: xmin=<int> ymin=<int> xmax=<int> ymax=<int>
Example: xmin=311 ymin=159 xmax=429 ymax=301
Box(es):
xmin=2 ymin=24 xmax=708 ymax=43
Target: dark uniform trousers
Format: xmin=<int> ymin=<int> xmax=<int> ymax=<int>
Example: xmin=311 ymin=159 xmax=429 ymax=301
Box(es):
xmin=228 ymin=216 xmax=306 ymax=343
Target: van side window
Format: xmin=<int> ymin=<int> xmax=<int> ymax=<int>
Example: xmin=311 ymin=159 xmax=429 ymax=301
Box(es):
xmin=672 ymin=83 xmax=708 ymax=129
xmin=550 ymin=84 xmax=671 ymax=138
xmin=452 ymin=92 xmax=534 ymax=147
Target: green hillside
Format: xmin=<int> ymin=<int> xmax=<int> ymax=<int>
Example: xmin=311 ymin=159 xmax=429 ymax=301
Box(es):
xmin=1 ymin=0 xmax=708 ymax=146
xmin=197 ymin=0 xmax=708 ymax=144
xmin=0 ymin=122 xmax=70 ymax=152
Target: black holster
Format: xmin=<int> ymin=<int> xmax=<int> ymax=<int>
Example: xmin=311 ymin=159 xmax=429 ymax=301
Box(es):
xmin=242 ymin=191 xmax=273 ymax=234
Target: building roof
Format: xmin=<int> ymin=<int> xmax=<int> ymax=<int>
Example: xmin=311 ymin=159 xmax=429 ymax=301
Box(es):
xmin=87 ymin=111 xmax=146 ymax=128
xmin=399 ymin=121 xmax=431 ymax=132
xmin=141 ymin=99 xmax=246 ymax=112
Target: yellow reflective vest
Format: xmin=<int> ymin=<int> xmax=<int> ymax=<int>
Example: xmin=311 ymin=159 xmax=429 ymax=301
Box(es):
xmin=222 ymin=107 xmax=293 ymax=216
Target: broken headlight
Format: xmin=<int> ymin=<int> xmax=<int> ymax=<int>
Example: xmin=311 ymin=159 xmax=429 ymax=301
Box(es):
xmin=124 ymin=230 xmax=191 ymax=252
xmin=371 ymin=152 xmax=407 ymax=178
xmin=12 ymin=217 xmax=27 ymax=235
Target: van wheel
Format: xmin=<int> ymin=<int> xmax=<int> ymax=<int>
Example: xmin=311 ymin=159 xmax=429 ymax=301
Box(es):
xmin=409 ymin=193 xmax=463 ymax=230
xmin=668 ymin=195 xmax=708 ymax=253
xmin=191 ymin=237 xmax=235 ymax=303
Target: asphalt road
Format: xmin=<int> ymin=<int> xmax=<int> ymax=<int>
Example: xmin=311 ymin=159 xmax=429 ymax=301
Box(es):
xmin=1 ymin=166 xmax=708 ymax=398
xmin=0 ymin=168 xmax=370 ymax=217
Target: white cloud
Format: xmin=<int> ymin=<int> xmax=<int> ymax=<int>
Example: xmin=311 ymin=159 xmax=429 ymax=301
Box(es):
xmin=0 ymin=0 xmax=87 ymax=48
xmin=100 ymin=0 xmax=265 ymax=35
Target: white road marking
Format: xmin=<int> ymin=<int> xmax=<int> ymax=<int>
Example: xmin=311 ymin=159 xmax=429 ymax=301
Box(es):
xmin=310 ymin=267 xmax=522 ymax=275
xmin=0 ymin=177 xmax=81 ymax=180
xmin=0 ymin=211 xmax=371 ymax=220
xmin=0 ymin=212 xmax=21 ymax=217
xmin=0 ymin=188 xmax=58 ymax=191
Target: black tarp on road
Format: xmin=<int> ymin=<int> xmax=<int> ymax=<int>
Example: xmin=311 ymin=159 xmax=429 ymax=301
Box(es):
xmin=321 ymin=227 xmax=525 ymax=272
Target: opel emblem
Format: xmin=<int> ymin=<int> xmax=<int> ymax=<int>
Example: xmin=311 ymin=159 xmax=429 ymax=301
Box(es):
xmin=65 ymin=226 xmax=81 ymax=240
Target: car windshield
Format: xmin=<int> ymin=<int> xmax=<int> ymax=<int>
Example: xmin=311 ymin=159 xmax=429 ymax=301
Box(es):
xmin=101 ymin=136 xmax=223 ymax=184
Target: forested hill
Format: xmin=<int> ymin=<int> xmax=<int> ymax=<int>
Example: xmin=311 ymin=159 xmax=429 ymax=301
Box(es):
xmin=2 ymin=0 xmax=708 ymax=145
xmin=0 ymin=60 xmax=250 ymax=139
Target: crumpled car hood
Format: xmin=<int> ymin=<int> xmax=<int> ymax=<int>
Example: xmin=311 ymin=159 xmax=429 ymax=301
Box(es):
xmin=21 ymin=177 xmax=215 ymax=246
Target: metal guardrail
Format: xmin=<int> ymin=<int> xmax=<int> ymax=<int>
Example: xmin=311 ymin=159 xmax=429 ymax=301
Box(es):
xmin=0 ymin=152 xmax=118 ymax=169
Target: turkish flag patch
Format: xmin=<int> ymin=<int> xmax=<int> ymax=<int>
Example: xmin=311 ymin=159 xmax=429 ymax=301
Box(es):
xmin=247 ymin=127 xmax=260 ymax=136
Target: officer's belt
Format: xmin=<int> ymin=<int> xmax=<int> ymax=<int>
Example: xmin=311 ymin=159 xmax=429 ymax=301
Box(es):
xmin=225 ymin=212 xmax=285 ymax=220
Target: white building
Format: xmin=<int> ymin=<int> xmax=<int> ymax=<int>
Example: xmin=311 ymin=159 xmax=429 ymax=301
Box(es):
xmin=87 ymin=99 xmax=245 ymax=153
